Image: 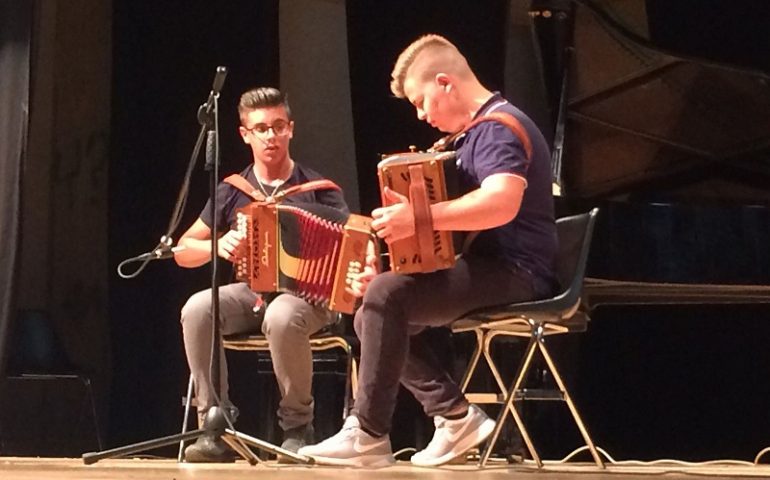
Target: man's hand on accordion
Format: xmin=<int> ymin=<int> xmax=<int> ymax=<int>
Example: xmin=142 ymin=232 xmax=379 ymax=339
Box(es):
xmin=218 ymin=229 xmax=246 ymax=262
xmin=372 ymin=187 xmax=415 ymax=244
xmin=345 ymin=249 xmax=379 ymax=298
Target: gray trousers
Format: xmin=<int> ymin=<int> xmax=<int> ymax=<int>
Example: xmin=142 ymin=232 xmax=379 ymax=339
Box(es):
xmin=180 ymin=282 xmax=334 ymax=430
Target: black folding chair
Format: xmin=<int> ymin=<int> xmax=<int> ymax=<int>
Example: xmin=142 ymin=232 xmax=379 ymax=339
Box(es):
xmin=451 ymin=208 xmax=603 ymax=468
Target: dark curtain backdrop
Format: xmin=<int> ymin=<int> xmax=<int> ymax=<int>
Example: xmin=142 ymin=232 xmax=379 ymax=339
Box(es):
xmin=109 ymin=0 xmax=279 ymax=447
xmin=0 ymin=1 xmax=31 ymax=381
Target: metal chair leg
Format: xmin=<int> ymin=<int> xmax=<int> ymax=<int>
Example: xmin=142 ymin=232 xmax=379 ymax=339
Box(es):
xmin=79 ymin=376 xmax=104 ymax=450
xmin=178 ymin=374 xmax=195 ymax=462
xmin=342 ymin=344 xmax=353 ymax=419
xmin=459 ymin=329 xmax=485 ymax=392
xmin=478 ymin=322 xmax=604 ymax=469
xmin=480 ymin=334 xmax=543 ymax=467
xmin=537 ymin=335 xmax=604 ymax=468
xmin=483 ymin=331 xmax=514 ymax=401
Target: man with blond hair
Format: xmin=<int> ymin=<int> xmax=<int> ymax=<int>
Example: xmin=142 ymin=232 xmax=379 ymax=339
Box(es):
xmin=300 ymin=34 xmax=558 ymax=467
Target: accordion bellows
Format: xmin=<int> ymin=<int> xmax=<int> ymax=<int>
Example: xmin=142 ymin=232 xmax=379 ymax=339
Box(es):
xmin=234 ymin=202 xmax=372 ymax=314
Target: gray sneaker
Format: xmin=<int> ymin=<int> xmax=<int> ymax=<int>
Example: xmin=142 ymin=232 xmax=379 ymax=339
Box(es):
xmin=277 ymin=423 xmax=315 ymax=463
xmin=410 ymin=404 xmax=495 ymax=467
xmin=281 ymin=423 xmax=314 ymax=453
xmin=297 ymin=416 xmax=395 ymax=468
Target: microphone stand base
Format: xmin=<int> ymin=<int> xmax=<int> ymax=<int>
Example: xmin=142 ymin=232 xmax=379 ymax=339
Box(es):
xmin=81 ymin=405 xmax=312 ymax=466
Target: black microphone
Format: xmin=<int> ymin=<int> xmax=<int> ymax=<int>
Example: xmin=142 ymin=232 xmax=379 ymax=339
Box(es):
xmin=198 ymin=66 xmax=228 ymax=125
xmin=211 ymin=66 xmax=227 ymax=95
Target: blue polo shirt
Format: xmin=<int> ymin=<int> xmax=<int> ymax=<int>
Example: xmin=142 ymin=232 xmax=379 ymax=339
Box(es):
xmin=453 ymin=93 xmax=557 ymax=297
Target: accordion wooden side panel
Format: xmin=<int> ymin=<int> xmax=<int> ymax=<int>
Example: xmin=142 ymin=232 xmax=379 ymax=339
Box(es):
xmin=329 ymin=214 xmax=372 ymax=314
xmin=235 ymin=203 xmax=279 ymax=293
xmin=377 ymin=152 xmax=456 ymax=274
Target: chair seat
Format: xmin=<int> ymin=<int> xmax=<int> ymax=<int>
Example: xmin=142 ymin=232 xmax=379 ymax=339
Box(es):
xmin=461 ymin=292 xmax=582 ymax=317
xmin=222 ymin=332 xmax=353 ymax=352
xmin=452 ymin=308 xmax=589 ymax=335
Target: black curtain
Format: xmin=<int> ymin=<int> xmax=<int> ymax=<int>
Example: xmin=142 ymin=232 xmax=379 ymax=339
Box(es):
xmin=0 ymin=1 xmax=31 ymax=380
xmin=346 ymin=0 xmax=509 ymax=214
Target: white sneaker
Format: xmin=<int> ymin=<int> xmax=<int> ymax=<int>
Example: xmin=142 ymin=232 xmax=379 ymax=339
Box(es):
xmin=411 ymin=404 xmax=496 ymax=467
xmin=297 ymin=416 xmax=395 ymax=468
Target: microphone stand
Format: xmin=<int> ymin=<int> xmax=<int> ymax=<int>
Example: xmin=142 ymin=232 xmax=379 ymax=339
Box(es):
xmin=82 ymin=67 xmax=311 ymax=466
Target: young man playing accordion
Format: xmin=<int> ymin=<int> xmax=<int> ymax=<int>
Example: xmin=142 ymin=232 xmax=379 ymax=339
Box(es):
xmin=174 ymin=87 xmax=350 ymax=461
xmin=300 ymin=34 xmax=559 ymax=467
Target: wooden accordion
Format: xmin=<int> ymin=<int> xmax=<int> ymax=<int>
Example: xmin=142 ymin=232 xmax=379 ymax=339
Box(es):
xmin=377 ymin=151 xmax=458 ymax=274
xmin=377 ymin=113 xmax=532 ymax=274
xmin=233 ymin=202 xmax=372 ymax=314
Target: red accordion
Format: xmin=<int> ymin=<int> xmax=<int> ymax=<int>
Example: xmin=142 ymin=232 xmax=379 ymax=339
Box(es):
xmin=233 ymin=201 xmax=372 ymax=314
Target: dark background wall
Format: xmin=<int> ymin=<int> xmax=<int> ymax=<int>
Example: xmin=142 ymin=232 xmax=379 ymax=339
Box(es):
xmin=6 ymin=0 xmax=770 ymax=462
xmin=108 ymin=0 xmax=280 ymax=448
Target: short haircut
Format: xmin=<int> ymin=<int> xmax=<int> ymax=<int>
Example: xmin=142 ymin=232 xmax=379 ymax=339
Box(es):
xmin=390 ymin=34 xmax=470 ymax=98
xmin=238 ymin=87 xmax=291 ymax=125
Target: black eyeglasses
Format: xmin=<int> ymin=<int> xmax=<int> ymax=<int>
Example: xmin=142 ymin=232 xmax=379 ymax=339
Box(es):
xmin=244 ymin=119 xmax=291 ymax=137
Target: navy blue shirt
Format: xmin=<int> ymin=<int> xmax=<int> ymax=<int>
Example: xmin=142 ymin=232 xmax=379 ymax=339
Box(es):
xmin=200 ymin=162 xmax=350 ymax=232
xmin=454 ymin=93 xmax=557 ymax=297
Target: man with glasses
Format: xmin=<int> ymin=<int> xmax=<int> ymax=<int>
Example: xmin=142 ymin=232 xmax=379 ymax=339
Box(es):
xmin=174 ymin=87 xmax=350 ymax=462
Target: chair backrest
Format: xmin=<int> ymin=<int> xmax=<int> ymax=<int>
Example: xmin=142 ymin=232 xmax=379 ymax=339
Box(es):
xmin=551 ymin=208 xmax=599 ymax=309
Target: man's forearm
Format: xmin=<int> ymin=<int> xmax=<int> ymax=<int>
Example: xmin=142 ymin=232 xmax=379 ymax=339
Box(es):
xmin=175 ymin=237 xmax=214 ymax=268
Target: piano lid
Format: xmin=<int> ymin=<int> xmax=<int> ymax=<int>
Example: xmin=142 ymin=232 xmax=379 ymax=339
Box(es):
xmin=539 ymin=0 xmax=770 ymax=203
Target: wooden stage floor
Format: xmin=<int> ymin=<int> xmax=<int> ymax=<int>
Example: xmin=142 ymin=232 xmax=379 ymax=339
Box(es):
xmin=2 ymin=457 xmax=770 ymax=480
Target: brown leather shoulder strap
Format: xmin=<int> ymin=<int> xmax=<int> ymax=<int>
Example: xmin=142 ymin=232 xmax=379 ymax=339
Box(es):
xmin=223 ymin=174 xmax=266 ymax=202
xmin=273 ymin=179 xmax=341 ymax=202
xmin=430 ymin=111 xmax=533 ymax=160
xmin=225 ymin=175 xmax=341 ymax=203
xmin=466 ymin=112 xmax=533 ymax=160
xmin=407 ymin=164 xmax=437 ymax=272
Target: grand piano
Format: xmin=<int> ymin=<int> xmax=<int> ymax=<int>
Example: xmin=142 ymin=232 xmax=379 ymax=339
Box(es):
xmin=530 ymin=0 xmax=770 ymax=307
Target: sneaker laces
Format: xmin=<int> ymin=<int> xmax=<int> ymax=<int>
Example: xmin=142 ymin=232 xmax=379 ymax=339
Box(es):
xmin=320 ymin=416 xmax=363 ymax=445
xmin=425 ymin=410 xmax=472 ymax=450
xmin=342 ymin=416 xmax=362 ymax=430
xmin=433 ymin=416 xmax=449 ymax=432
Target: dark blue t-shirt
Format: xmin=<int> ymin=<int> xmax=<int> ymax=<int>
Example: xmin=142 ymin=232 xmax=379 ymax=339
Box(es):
xmin=454 ymin=93 xmax=557 ymax=297
xmin=199 ymin=162 xmax=350 ymax=232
